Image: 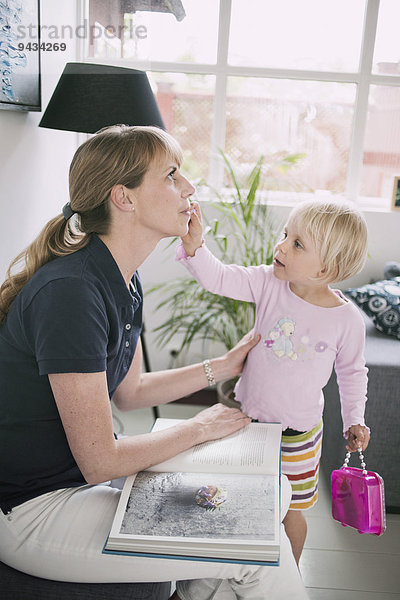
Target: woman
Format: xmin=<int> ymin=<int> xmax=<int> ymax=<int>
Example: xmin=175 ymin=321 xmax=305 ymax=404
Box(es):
xmin=0 ymin=126 xmax=308 ymax=599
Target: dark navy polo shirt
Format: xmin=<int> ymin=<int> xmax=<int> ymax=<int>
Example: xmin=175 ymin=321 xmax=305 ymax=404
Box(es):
xmin=0 ymin=234 xmax=143 ymax=512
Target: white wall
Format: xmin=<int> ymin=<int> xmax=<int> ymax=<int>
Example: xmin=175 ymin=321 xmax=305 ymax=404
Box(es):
xmin=0 ymin=0 xmax=79 ymax=279
xmin=1 ymin=0 xmax=399 ymax=373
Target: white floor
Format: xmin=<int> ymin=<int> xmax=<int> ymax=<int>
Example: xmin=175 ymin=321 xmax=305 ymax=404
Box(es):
xmin=112 ymin=402 xmax=400 ymax=599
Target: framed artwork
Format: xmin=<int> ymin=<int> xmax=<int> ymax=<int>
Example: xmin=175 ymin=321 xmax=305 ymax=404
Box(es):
xmin=391 ymin=176 xmax=400 ymax=211
xmin=0 ymin=0 xmax=41 ymax=112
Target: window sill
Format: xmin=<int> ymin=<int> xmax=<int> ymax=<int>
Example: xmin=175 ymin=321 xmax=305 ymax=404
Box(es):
xmin=195 ymin=187 xmax=394 ymax=214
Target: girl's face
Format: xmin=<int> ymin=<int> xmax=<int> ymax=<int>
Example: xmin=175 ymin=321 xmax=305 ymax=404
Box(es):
xmin=273 ymin=217 xmax=325 ymax=287
xmin=128 ymin=153 xmax=195 ymax=239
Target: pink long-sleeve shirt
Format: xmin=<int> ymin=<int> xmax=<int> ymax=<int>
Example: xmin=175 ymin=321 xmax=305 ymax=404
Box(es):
xmin=176 ymin=243 xmax=368 ymax=434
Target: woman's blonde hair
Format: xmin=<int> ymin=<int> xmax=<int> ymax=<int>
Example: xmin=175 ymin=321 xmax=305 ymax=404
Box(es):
xmin=0 ymin=125 xmax=183 ymax=325
xmin=289 ymin=199 xmax=368 ymax=283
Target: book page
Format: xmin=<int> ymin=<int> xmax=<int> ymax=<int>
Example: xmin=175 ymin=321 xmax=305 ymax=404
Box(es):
xmin=147 ymin=419 xmax=281 ymax=475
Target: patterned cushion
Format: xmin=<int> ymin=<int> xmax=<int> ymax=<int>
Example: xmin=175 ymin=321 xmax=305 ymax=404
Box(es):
xmin=345 ymin=277 xmax=400 ymax=340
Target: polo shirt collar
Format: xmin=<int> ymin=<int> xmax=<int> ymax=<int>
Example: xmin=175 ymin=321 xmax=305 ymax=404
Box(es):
xmin=87 ymin=234 xmax=139 ymax=306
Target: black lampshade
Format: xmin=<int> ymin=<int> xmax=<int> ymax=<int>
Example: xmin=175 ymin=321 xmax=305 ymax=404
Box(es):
xmin=39 ymin=62 xmax=165 ymax=133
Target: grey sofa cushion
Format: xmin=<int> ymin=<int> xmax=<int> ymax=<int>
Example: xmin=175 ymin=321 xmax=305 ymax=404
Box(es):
xmin=0 ymin=560 xmax=171 ymax=600
xmin=362 ymin=309 xmax=400 ymax=366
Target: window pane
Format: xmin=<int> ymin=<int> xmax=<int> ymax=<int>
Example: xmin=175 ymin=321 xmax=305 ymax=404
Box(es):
xmin=225 ymin=78 xmax=356 ymax=194
xmin=373 ymin=0 xmax=400 ymax=75
xmin=229 ymin=0 xmax=365 ymax=72
xmin=89 ymin=0 xmax=219 ymax=64
xmin=360 ymin=85 xmax=400 ymax=204
xmin=149 ymin=72 xmax=215 ymax=181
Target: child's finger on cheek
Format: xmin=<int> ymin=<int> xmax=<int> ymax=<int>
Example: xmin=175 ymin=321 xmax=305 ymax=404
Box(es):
xmin=189 ymin=206 xmax=199 ymax=222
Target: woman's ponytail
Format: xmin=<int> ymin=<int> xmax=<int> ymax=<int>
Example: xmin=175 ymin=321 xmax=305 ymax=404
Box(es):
xmin=0 ymin=215 xmax=89 ymax=325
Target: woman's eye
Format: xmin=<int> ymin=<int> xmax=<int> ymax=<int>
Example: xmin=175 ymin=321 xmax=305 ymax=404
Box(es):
xmin=295 ymin=240 xmax=303 ymax=249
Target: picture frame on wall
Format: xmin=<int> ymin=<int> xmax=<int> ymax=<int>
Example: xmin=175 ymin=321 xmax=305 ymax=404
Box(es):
xmin=391 ymin=176 xmax=400 ymax=211
xmin=0 ymin=0 xmax=41 ymax=112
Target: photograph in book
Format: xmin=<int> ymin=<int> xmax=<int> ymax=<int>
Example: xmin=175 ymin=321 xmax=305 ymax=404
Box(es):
xmin=104 ymin=419 xmax=282 ymax=564
xmin=120 ymin=471 xmax=276 ymax=541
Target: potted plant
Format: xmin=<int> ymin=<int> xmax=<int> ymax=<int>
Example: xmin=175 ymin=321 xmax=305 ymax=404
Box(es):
xmin=149 ymin=151 xmax=305 ymax=404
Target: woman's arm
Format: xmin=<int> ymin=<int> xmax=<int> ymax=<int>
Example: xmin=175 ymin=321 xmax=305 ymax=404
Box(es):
xmin=49 ymin=371 xmax=250 ymax=484
xmin=112 ymin=331 xmax=260 ymax=411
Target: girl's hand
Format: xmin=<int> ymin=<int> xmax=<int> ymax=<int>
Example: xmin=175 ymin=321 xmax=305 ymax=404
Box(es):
xmin=346 ymin=424 xmax=370 ymax=452
xmin=181 ymin=201 xmax=204 ymax=257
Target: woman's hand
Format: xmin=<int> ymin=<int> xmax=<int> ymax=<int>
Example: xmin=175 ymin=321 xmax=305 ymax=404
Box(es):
xmin=181 ymin=201 xmax=204 ymax=257
xmin=189 ymin=402 xmax=251 ymax=445
xmin=222 ymin=330 xmax=261 ymax=378
xmin=346 ymin=424 xmax=370 ymax=452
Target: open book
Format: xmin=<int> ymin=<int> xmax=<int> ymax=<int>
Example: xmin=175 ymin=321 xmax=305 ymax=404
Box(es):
xmin=103 ymin=419 xmax=282 ymax=565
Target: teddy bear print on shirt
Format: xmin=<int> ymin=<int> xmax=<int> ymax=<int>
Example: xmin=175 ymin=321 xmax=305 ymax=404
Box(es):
xmin=264 ymin=317 xmax=298 ymax=360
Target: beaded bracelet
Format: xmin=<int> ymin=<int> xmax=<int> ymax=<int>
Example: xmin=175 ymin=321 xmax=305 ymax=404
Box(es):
xmin=203 ymin=359 xmax=216 ymax=387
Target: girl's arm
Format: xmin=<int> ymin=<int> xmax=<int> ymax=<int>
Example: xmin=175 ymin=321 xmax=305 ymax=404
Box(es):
xmin=178 ymin=202 xmax=270 ymax=303
xmin=49 ymin=370 xmax=251 ymax=484
xmin=335 ymin=307 xmax=370 ymax=452
xmin=112 ymin=330 xmax=260 ymax=411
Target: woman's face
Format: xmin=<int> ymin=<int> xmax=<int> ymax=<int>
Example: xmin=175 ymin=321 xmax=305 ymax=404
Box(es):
xmin=129 ymin=154 xmax=195 ymax=239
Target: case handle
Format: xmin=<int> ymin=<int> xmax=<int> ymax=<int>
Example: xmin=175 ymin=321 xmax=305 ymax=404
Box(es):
xmin=342 ymin=445 xmax=367 ymax=475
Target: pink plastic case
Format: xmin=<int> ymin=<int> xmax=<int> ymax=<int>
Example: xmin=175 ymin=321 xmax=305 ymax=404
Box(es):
xmin=331 ymin=466 xmax=386 ymax=536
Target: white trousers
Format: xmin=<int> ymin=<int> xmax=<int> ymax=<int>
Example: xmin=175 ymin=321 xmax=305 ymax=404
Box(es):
xmin=0 ymin=476 xmax=308 ymax=600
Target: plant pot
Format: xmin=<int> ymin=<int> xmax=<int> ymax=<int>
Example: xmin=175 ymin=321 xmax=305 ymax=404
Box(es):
xmin=216 ymin=378 xmax=242 ymax=410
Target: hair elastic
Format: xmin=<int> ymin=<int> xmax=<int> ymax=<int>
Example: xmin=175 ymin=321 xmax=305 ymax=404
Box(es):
xmin=62 ymin=202 xmax=75 ymax=220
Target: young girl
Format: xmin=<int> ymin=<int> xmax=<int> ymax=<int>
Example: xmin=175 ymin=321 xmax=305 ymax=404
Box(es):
xmin=178 ymin=198 xmax=371 ymax=564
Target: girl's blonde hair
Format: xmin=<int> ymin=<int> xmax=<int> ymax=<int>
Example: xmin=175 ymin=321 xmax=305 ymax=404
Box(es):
xmin=0 ymin=125 xmax=182 ymax=325
xmin=289 ymin=199 xmax=368 ymax=283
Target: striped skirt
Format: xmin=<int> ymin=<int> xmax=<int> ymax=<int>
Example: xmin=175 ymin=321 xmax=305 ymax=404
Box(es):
xmin=281 ymin=419 xmax=323 ymax=511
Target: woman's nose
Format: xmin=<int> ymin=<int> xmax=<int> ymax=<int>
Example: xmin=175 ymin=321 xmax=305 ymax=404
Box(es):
xmin=181 ymin=175 xmax=195 ymax=198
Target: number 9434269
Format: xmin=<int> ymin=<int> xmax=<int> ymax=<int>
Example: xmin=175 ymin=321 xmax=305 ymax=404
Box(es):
xmin=18 ymin=42 xmax=66 ymax=52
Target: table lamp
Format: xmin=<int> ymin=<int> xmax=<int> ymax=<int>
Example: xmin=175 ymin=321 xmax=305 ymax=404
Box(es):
xmin=39 ymin=62 xmax=165 ymax=133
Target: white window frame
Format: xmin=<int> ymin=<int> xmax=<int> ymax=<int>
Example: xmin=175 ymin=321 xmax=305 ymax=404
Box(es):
xmin=78 ymin=0 xmax=400 ymax=208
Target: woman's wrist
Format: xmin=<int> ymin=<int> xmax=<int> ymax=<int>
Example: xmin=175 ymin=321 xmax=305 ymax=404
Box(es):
xmin=208 ymin=355 xmax=234 ymax=383
xmin=202 ymin=359 xmax=216 ymax=386
xmin=175 ymin=417 xmax=205 ymax=448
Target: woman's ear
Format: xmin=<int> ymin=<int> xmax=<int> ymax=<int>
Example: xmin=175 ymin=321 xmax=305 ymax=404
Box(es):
xmin=110 ymin=185 xmax=135 ymax=212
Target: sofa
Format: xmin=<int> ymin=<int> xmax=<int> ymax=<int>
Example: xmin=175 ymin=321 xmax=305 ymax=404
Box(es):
xmin=0 ymin=560 xmax=171 ymax=600
xmin=322 ymin=310 xmax=400 ymax=512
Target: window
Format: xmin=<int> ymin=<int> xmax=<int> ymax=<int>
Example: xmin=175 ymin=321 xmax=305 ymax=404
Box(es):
xmin=85 ymin=0 xmax=400 ymax=208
